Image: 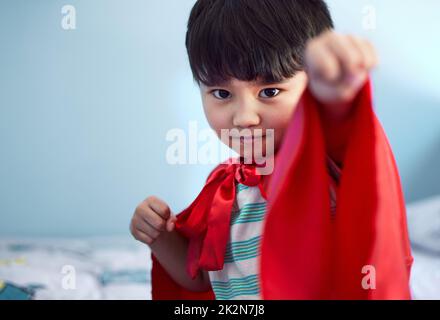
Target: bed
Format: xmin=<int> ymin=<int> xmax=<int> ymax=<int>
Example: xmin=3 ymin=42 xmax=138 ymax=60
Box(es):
xmin=1 ymin=196 xmax=439 ymax=300
xmin=0 ymin=236 xmax=151 ymax=300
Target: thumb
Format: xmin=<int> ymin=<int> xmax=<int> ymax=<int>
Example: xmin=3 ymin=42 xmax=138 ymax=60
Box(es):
xmin=166 ymin=213 xmax=177 ymax=232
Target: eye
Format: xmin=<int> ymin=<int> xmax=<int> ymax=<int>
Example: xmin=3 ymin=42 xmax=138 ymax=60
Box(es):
xmin=212 ymin=89 xmax=231 ymax=100
xmin=259 ymin=88 xmax=280 ymax=98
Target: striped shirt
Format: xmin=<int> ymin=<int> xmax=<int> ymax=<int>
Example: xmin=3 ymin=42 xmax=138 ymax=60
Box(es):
xmin=208 ymin=157 xmax=341 ymax=300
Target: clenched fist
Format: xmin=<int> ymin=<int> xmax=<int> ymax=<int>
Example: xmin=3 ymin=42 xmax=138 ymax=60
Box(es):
xmin=130 ymin=196 xmax=177 ymax=246
xmin=305 ymin=31 xmax=379 ymax=109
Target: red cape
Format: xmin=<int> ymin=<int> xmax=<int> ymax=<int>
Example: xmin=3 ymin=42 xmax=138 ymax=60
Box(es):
xmin=151 ymin=80 xmax=413 ymax=300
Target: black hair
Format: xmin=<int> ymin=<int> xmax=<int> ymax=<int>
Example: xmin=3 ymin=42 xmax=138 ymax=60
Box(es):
xmin=185 ymin=0 xmax=334 ymax=87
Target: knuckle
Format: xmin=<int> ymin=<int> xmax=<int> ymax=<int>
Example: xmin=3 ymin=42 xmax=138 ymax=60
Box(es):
xmin=146 ymin=196 xmax=170 ymax=216
xmin=161 ymin=206 xmax=171 ymax=218
xmin=346 ymin=52 xmax=360 ymax=67
xmin=145 ymin=195 xmax=157 ymax=204
xmin=149 ymin=228 xmax=158 ymax=239
xmin=132 ymin=230 xmax=140 ymax=240
xmin=347 ymin=34 xmax=359 ymax=43
xmin=135 ymin=202 xmax=147 ymax=215
xmin=157 ymin=219 xmax=166 ymax=230
xmin=322 ymin=60 xmax=339 ymax=78
xmin=130 ymin=216 xmax=139 ymax=229
xmin=137 ymin=206 xmax=151 ymax=220
xmin=146 ymin=235 xmax=157 ymax=245
xmin=158 ymin=210 xmax=170 ymax=222
xmin=142 ymin=210 xmax=153 ymax=222
xmin=152 ymin=229 xmax=161 ymax=238
xmin=332 ymin=32 xmax=343 ymax=42
xmin=133 ymin=205 xmax=141 ymax=216
xmin=155 ymin=200 xmax=169 ymax=214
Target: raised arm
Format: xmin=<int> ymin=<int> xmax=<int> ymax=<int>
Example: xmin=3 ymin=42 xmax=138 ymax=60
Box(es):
xmin=304 ymin=31 xmax=378 ymax=164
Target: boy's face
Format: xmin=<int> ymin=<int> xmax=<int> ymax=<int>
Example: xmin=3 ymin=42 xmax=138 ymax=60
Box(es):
xmin=199 ymin=71 xmax=308 ymax=162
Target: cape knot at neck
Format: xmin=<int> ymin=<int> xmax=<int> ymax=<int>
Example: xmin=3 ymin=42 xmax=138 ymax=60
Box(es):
xmin=232 ymin=163 xmax=261 ymax=187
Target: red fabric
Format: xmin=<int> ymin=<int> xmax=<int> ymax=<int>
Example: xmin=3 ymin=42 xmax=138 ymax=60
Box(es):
xmin=176 ymin=159 xmax=270 ymax=279
xmin=151 ymin=159 xmax=270 ymax=300
xmin=151 ymin=80 xmax=413 ymax=300
xmin=261 ymin=80 xmax=413 ymax=299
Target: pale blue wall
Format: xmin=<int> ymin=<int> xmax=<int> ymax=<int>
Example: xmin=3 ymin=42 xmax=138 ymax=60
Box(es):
xmin=328 ymin=0 xmax=440 ymax=202
xmin=0 ymin=0 xmax=439 ymax=236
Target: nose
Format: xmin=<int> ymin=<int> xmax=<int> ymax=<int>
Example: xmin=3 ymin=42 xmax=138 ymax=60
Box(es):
xmin=232 ymin=97 xmax=261 ymax=128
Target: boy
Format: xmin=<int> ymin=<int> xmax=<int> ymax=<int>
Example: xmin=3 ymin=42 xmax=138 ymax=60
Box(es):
xmin=130 ymin=0 xmax=413 ymax=299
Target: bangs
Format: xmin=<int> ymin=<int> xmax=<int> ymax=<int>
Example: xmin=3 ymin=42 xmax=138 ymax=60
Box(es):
xmin=185 ymin=0 xmax=333 ymax=87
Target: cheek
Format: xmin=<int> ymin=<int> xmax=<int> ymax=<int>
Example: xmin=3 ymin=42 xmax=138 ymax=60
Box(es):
xmin=268 ymin=85 xmax=307 ymax=145
xmin=263 ymin=103 xmax=296 ymax=146
xmin=202 ymin=101 xmax=231 ymax=135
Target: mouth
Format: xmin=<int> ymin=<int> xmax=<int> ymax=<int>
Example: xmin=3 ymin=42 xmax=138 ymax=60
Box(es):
xmin=231 ymin=135 xmax=266 ymax=144
xmin=232 ymin=135 xmax=265 ymax=139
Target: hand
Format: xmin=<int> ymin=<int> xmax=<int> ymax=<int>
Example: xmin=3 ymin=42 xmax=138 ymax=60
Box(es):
xmin=305 ymin=31 xmax=378 ymax=113
xmin=130 ymin=196 xmax=177 ymax=246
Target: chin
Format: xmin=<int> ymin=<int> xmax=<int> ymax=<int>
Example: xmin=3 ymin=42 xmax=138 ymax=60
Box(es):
xmin=238 ymin=148 xmax=275 ymax=164
xmin=224 ymin=135 xmax=278 ymax=164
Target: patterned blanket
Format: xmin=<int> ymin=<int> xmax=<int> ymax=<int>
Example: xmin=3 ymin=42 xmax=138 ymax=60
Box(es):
xmin=0 ymin=236 xmax=151 ymax=299
xmin=0 ymin=195 xmax=439 ymax=300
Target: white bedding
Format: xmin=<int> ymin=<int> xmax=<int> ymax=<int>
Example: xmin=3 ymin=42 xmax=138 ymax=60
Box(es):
xmin=0 ymin=236 xmax=151 ymax=300
xmin=407 ymin=196 xmax=440 ymax=300
xmin=0 ymin=196 xmax=439 ymax=300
